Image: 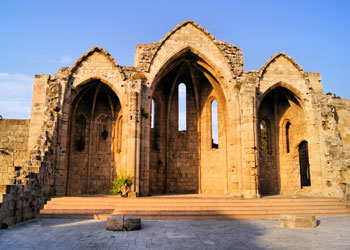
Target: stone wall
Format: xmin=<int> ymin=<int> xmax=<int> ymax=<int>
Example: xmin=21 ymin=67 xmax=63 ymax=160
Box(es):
xmin=320 ymin=96 xmax=350 ymax=205
xmin=54 ymin=48 xmax=131 ymax=196
xmin=333 ymin=98 xmax=350 ymax=150
xmin=166 ymin=82 xmax=199 ymax=193
xmin=0 ymin=119 xmax=30 ymax=186
xmin=0 ymin=74 xmax=60 ymax=227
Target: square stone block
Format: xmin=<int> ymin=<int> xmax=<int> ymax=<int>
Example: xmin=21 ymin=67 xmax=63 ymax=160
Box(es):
xmin=106 ymin=215 xmax=124 ymax=231
xmin=124 ymin=216 xmax=141 ymax=231
xmin=106 ymin=215 xmax=141 ymax=231
xmin=279 ymin=214 xmax=317 ymax=228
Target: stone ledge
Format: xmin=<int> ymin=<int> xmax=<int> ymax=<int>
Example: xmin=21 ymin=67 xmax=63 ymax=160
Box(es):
xmin=279 ymin=214 xmax=317 ymax=228
xmin=106 ymin=215 xmax=141 ymax=231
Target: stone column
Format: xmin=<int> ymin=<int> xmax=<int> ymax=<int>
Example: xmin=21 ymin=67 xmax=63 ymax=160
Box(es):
xmin=240 ymin=82 xmax=259 ymax=198
xmin=139 ymin=83 xmax=151 ymax=196
xmin=27 ymin=75 xmax=49 ymax=156
xmin=126 ymin=79 xmax=142 ymax=195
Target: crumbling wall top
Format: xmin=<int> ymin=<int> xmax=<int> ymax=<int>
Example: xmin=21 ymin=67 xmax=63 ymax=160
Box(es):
xmin=215 ymin=40 xmax=244 ymax=77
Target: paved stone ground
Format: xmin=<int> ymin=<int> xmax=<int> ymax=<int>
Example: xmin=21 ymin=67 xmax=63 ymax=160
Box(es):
xmin=1 ymin=215 xmax=350 ymax=250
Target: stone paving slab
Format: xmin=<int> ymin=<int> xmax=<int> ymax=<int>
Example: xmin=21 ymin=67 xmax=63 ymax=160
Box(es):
xmin=0 ymin=215 xmax=350 ymax=250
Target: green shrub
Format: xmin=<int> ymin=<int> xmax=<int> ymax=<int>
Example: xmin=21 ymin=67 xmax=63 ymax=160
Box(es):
xmin=112 ymin=170 xmax=134 ymax=197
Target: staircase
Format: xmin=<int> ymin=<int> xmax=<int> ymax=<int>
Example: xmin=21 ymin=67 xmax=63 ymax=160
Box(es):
xmin=39 ymin=195 xmax=350 ymax=220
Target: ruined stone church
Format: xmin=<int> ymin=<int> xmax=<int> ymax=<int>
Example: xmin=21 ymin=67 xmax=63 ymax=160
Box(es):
xmin=1 ymin=21 xmax=350 ymax=225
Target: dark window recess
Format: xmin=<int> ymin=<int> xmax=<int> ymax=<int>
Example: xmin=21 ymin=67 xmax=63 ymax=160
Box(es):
xmin=299 ymin=141 xmax=311 ymax=187
xmin=286 ymin=122 xmax=291 ymax=153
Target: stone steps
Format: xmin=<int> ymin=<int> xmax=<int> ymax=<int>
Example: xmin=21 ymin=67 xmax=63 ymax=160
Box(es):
xmin=39 ymin=195 xmax=350 ymax=220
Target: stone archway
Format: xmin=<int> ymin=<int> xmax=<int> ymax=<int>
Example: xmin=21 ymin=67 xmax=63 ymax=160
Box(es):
xmin=257 ymin=86 xmax=307 ymax=195
xmin=149 ymin=52 xmax=228 ymax=195
xmin=66 ymin=80 xmax=122 ymax=195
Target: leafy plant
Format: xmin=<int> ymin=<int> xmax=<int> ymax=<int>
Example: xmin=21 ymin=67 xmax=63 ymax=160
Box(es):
xmin=112 ymin=170 xmax=134 ymax=197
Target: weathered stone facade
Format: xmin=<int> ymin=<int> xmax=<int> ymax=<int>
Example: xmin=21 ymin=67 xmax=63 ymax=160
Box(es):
xmin=0 ymin=119 xmax=29 ymax=186
xmin=1 ymin=20 xmax=350 ymax=227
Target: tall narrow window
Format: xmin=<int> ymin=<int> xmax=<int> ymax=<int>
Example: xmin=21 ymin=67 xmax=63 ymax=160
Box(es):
xmin=286 ymin=122 xmax=291 ymax=153
xmin=117 ymin=116 xmax=123 ymax=153
xmin=151 ymin=99 xmax=155 ymax=129
xmin=211 ymin=100 xmax=218 ymax=149
xmin=259 ymin=119 xmax=270 ymax=154
xmin=178 ymin=83 xmax=186 ymax=131
xmin=299 ymin=141 xmax=311 ymax=187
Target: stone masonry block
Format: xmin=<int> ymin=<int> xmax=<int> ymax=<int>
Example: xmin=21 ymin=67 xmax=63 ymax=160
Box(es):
xmin=279 ymin=214 xmax=317 ymax=228
xmin=106 ymin=215 xmax=141 ymax=231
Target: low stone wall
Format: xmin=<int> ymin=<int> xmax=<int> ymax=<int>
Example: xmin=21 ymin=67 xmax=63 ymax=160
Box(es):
xmin=0 ymin=184 xmax=40 ymax=228
xmin=0 ymin=119 xmax=30 ymax=187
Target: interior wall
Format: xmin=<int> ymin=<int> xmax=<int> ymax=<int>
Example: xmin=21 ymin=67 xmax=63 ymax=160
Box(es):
xmin=66 ymin=82 xmax=122 ymax=195
xmin=199 ymin=78 xmax=227 ymax=194
xmin=166 ymin=76 xmax=199 ymax=193
xmin=149 ymin=57 xmax=228 ymax=195
xmin=258 ymin=87 xmax=307 ymax=195
xmin=149 ymin=95 xmax=166 ymax=194
xmin=258 ymin=92 xmax=279 ymax=195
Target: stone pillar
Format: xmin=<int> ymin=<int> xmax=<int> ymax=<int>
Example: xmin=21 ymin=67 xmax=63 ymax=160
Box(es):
xmin=139 ymin=83 xmax=151 ymax=196
xmin=27 ymin=75 xmax=49 ymax=155
xmin=240 ymin=80 xmax=259 ymax=198
xmin=126 ymin=79 xmax=142 ymax=195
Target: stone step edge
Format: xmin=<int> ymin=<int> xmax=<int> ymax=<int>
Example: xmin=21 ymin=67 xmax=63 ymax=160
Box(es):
xmin=40 ymin=209 xmax=350 ymax=215
xmin=38 ymin=212 xmax=350 ymax=220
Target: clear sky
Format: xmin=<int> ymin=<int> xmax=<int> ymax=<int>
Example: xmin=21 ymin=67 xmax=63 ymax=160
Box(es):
xmin=0 ymin=0 xmax=349 ymax=119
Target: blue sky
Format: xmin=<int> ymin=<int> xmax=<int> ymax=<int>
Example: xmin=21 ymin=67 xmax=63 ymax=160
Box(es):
xmin=0 ymin=0 xmax=349 ymax=119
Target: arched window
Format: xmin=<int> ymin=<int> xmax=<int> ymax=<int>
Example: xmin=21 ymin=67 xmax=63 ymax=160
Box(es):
xmin=116 ymin=116 xmax=123 ymax=153
xmin=211 ymin=99 xmax=218 ymax=149
xmin=178 ymin=83 xmax=186 ymax=131
xmin=151 ymin=99 xmax=155 ymax=129
xmin=286 ymin=122 xmax=291 ymax=153
xmin=259 ymin=119 xmax=270 ymax=155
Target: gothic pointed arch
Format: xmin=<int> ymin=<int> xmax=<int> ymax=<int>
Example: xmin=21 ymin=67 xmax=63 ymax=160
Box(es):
xmin=62 ymin=47 xmax=127 ymax=115
xmin=69 ymin=46 xmax=125 ymax=81
xmin=63 ymin=79 xmax=125 ymax=195
xmin=146 ymin=42 xmax=229 ymax=195
xmin=257 ymin=84 xmax=308 ymax=195
xmin=141 ymin=21 xmax=243 ymax=90
xmin=258 ymin=53 xmax=312 ymax=96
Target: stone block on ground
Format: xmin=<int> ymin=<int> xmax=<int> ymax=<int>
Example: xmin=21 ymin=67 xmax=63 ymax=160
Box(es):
xmin=279 ymin=214 xmax=317 ymax=228
xmin=106 ymin=215 xmax=124 ymax=231
xmin=124 ymin=215 xmax=141 ymax=231
xmin=106 ymin=215 xmax=141 ymax=231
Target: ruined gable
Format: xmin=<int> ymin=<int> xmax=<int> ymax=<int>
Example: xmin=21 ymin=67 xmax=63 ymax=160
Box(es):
xmin=259 ymin=53 xmax=310 ymax=95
